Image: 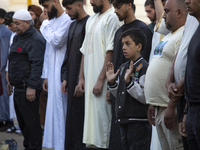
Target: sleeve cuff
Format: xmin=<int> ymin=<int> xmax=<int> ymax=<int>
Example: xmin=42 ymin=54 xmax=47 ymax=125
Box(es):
xmin=108 ymin=82 xmax=118 ymax=88
xmin=126 ymin=80 xmax=134 ymax=90
xmin=40 ymin=19 xmax=49 ymax=32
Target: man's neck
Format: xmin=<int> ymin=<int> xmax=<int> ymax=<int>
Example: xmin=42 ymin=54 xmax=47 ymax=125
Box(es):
xmin=77 ymin=10 xmax=88 ymax=21
xmin=124 ymin=11 xmax=136 ymax=24
xmin=100 ymin=3 xmax=111 ymax=15
xmin=56 ymin=6 xmax=64 ymax=18
xmin=171 ymin=19 xmax=186 ymax=33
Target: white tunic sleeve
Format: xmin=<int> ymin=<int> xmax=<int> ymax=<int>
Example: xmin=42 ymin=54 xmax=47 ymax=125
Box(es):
xmin=40 ymin=16 xmax=72 ymax=48
xmin=41 ymin=48 xmax=48 ymax=79
xmin=104 ymin=14 xmax=121 ymax=51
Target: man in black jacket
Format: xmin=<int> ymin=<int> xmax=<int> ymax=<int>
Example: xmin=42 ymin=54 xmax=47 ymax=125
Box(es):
xmin=7 ymin=9 xmax=45 ymax=150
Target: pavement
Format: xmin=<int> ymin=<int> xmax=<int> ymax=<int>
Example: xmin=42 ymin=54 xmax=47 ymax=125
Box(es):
xmin=0 ymin=125 xmax=54 ymax=150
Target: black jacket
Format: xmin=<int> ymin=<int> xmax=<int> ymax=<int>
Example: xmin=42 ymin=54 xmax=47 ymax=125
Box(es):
xmin=109 ymin=57 xmax=149 ymax=124
xmin=8 ymin=26 xmax=45 ymax=91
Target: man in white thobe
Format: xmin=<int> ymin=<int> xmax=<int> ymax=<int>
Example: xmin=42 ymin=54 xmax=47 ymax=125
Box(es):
xmin=39 ymin=0 xmax=71 ymax=149
xmin=77 ymin=0 xmax=121 ymax=149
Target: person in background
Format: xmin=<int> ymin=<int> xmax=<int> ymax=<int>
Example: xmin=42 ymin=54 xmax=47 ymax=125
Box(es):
xmin=4 ymin=11 xmax=22 ymax=134
xmin=145 ymin=0 xmax=156 ymax=33
xmin=182 ymin=0 xmax=200 ymax=149
xmin=28 ymin=4 xmax=47 ymax=134
xmin=61 ymin=0 xmax=90 ymax=149
xmin=39 ymin=0 xmax=72 ymax=149
xmin=107 ymin=28 xmax=151 ymax=150
xmin=7 ymin=9 xmax=45 ymax=150
xmin=28 ymin=5 xmax=42 ymax=32
xmin=145 ymin=0 xmax=187 ymax=149
xmin=0 ymin=8 xmax=12 ymax=132
xmin=108 ymin=1 xmax=152 ymax=149
xmin=78 ymin=0 xmax=121 ymax=148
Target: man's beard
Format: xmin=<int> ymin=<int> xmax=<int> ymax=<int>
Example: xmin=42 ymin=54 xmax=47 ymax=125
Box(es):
xmin=91 ymin=4 xmax=103 ymax=13
xmin=71 ymin=10 xmax=79 ymax=20
xmin=166 ymin=23 xmax=172 ymax=30
xmin=150 ymin=14 xmax=156 ymax=23
xmin=48 ymin=5 xmax=58 ymax=20
xmin=118 ymin=9 xmax=128 ymax=22
xmin=165 ymin=19 xmax=175 ymax=31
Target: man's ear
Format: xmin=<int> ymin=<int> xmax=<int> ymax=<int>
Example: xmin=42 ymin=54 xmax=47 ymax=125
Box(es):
xmin=128 ymin=3 xmax=132 ymax=10
xmin=53 ymin=0 xmax=58 ymax=7
xmin=77 ymin=2 xmax=83 ymax=9
xmin=177 ymin=8 xmax=183 ymax=19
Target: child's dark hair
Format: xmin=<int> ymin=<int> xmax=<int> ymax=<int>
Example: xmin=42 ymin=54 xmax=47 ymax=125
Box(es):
xmin=0 ymin=8 xmax=6 ymax=19
xmin=121 ymin=28 xmax=147 ymax=51
xmin=111 ymin=0 xmax=136 ymax=12
xmin=62 ymin=0 xmax=83 ymax=6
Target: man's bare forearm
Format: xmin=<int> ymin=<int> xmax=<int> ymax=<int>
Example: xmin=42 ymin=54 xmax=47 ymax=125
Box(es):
xmin=79 ymin=54 xmax=84 ymax=81
xmin=176 ymin=76 xmax=185 ymax=94
xmin=166 ymin=53 xmax=177 ymax=87
xmin=98 ymin=50 xmax=113 ymax=81
xmin=154 ymin=0 xmax=165 ymax=22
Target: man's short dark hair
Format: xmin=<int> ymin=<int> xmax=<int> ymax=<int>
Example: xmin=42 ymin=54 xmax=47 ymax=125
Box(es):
xmin=39 ymin=0 xmax=51 ymax=5
xmin=62 ymin=0 xmax=83 ymax=6
xmin=144 ymin=0 xmax=166 ymax=8
xmin=111 ymin=0 xmax=135 ymax=12
xmin=0 ymin=8 xmax=7 ymax=19
xmin=121 ymin=28 xmax=147 ymax=51
xmin=144 ymin=0 xmax=155 ymax=9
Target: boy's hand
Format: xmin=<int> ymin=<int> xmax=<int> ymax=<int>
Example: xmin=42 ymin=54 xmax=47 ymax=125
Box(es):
xmin=106 ymin=62 xmax=120 ymax=84
xmin=124 ymin=61 xmax=133 ymax=83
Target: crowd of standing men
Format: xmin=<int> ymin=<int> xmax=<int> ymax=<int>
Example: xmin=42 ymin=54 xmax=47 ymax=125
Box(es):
xmin=0 ymin=0 xmax=200 ymax=150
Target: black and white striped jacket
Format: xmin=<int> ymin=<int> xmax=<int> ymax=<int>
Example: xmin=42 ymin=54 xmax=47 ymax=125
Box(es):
xmin=109 ymin=57 xmax=149 ymax=124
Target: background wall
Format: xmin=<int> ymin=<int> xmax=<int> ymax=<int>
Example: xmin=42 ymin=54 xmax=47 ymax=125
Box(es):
xmin=0 ymin=0 xmax=150 ymax=24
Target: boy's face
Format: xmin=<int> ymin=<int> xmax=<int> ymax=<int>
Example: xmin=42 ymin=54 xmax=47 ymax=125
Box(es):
xmin=122 ymin=35 xmax=141 ymax=62
xmin=114 ymin=3 xmax=128 ymax=21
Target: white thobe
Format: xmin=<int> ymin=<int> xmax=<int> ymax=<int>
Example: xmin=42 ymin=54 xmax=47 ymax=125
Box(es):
xmin=6 ymin=32 xmax=16 ymax=119
xmin=40 ymin=12 xmax=72 ymax=150
xmin=80 ymin=8 xmax=121 ymax=149
xmin=149 ymin=17 xmax=170 ymax=150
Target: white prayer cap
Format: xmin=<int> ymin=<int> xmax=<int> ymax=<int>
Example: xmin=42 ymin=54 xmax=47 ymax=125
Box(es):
xmin=13 ymin=9 xmax=32 ymax=21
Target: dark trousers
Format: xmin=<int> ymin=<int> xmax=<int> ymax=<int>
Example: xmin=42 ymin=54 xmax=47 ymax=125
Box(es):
xmin=119 ymin=122 xmax=152 ymax=150
xmin=186 ymin=104 xmax=200 ymax=150
xmin=14 ymin=90 xmax=42 ymax=150
xmin=176 ymin=98 xmax=190 ymax=150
